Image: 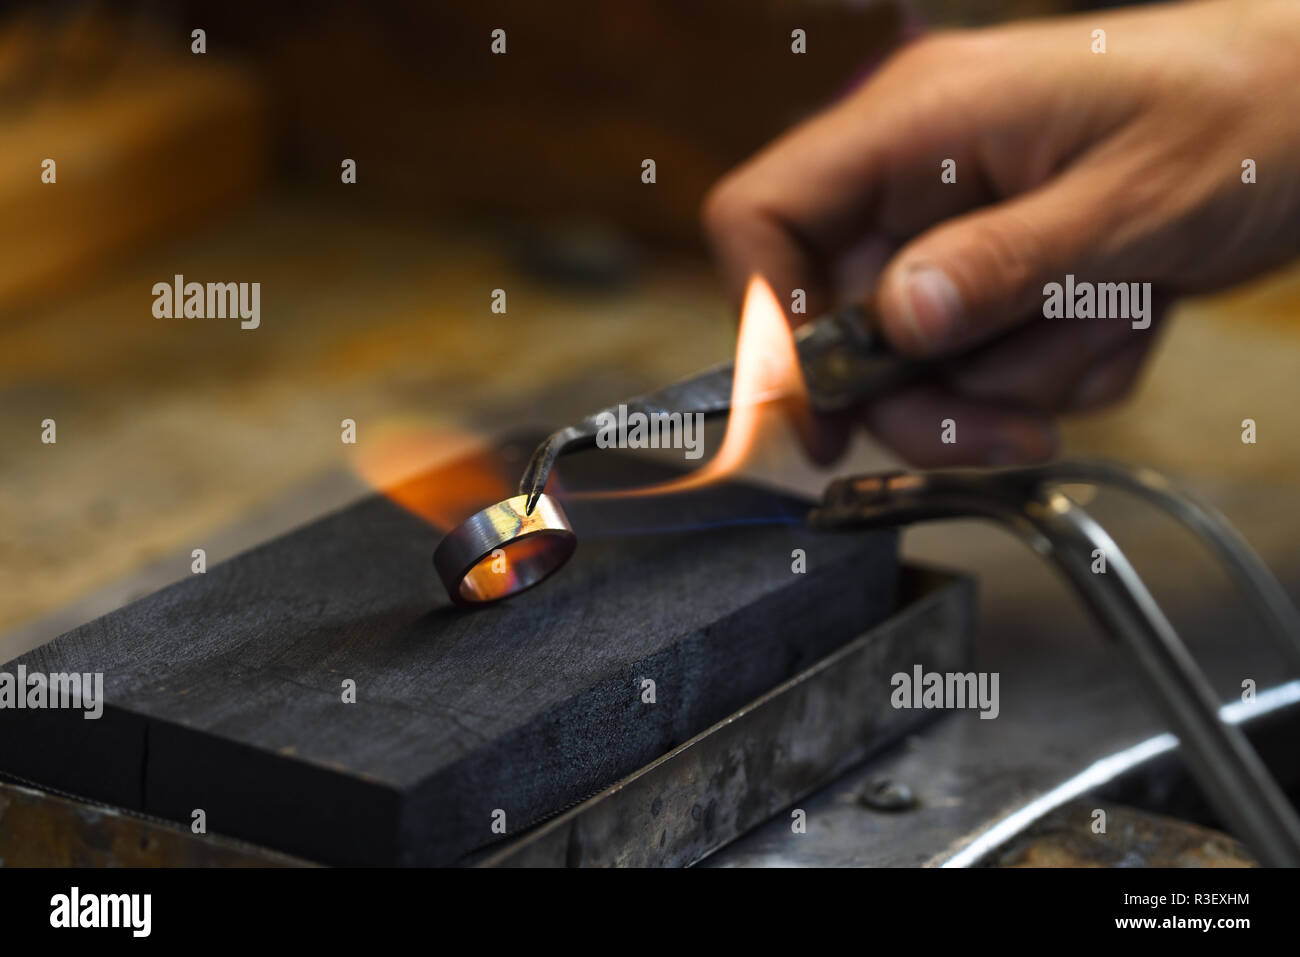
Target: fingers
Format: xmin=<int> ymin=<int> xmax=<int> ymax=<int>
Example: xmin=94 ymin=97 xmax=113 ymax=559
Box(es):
xmin=700 ymin=26 xmax=1171 ymax=469
xmin=944 ymin=314 xmax=1151 ymax=409
xmin=874 ymin=160 xmax=1133 ymax=356
xmin=789 ymin=405 xmax=855 ymax=466
xmin=1061 ymin=335 xmax=1156 ymax=411
xmin=861 ymin=384 xmax=1059 ymax=467
xmin=702 ymin=190 xmax=830 ymax=324
xmin=859 ymin=318 xmax=1159 ymax=467
xmin=703 ymin=34 xmax=1000 ymax=321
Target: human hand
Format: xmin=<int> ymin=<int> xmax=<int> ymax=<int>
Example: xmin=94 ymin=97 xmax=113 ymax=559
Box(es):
xmin=704 ymin=0 xmax=1300 ymax=465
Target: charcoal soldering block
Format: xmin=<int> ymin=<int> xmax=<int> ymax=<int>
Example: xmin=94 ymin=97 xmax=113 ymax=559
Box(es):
xmin=0 ymin=442 xmax=900 ymax=865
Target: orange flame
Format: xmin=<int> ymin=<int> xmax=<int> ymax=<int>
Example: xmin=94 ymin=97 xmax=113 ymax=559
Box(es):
xmin=351 ymin=421 xmax=511 ymax=530
xmin=352 ymin=276 xmax=815 ymax=527
xmin=580 ymin=275 xmax=812 ymax=498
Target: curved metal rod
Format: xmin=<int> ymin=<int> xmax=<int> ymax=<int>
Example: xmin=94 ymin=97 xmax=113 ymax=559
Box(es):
xmin=809 ymin=466 xmax=1300 ymax=867
xmin=1026 ymin=460 xmax=1300 ymax=671
xmin=1019 ymin=489 xmax=1300 ymax=867
xmin=518 ymin=305 xmax=929 ymax=513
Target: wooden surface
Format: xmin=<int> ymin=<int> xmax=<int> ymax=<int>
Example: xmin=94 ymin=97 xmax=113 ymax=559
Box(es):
xmin=1 ymin=443 xmax=899 ymax=866
xmin=0 ymin=17 xmax=265 ymax=313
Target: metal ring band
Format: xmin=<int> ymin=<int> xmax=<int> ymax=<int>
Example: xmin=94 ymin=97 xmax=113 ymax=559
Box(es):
xmin=432 ymin=494 xmax=576 ymax=606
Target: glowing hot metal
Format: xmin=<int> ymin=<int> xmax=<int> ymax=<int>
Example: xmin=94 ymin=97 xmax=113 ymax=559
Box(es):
xmin=432 ymin=494 xmax=576 ymax=606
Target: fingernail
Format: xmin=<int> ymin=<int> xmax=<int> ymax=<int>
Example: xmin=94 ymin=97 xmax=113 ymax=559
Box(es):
xmin=902 ymin=264 xmax=963 ymax=349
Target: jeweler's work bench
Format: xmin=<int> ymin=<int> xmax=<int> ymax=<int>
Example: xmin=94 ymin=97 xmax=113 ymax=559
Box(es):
xmin=3 ymin=205 xmax=1300 ymax=866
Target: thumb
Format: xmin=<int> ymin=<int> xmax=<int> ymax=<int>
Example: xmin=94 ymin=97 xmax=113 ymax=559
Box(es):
xmin=875 ymin=168 xmax=1120 ymax=356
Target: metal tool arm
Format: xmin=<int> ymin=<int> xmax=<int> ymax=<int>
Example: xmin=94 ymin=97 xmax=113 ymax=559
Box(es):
xmin=1023 ymin=460 xmax=1300 ymax=672
xmin=518 ymin=361 xmax=736 ymax=512
xmin=809 ymin=463 xmax=1300 ymax=867
xmin=519 ymin=305 xmax=929 ymax=511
